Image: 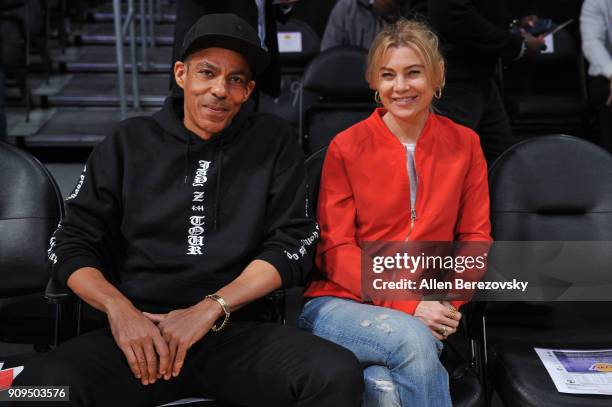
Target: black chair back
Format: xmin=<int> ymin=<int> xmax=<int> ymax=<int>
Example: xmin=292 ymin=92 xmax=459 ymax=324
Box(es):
xmin=300 ymin=46 xmax=375 ymax=155
xmin=503 ymin=29 xmax=589 ymax=135
xmin=490 ymin=135 xmax=612 ymax=241
xmin=487 ymin=135 xmax=612 ymax=343
xmin=485 ymin=135 xmax=612 ymax=407
xmin=277 ymin=18 xmax=320 ymax=70
xmin=0 ymin=142 xmax=64 ymax=344
xmin=0 ymin=142 xmax=64 ymax=296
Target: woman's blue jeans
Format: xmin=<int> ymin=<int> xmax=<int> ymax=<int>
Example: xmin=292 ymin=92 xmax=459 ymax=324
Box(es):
xmin=298 ymin=296 xmax=452 ymax=407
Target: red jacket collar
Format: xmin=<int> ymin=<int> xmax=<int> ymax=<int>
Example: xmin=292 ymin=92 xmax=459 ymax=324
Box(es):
xmin=369 ymin=108 xmax=437 ymax=151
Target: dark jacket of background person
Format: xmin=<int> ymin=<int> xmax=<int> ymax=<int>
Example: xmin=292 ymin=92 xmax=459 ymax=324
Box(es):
xmin=171 ymin=0 xmax=289 ymax=97
xmin=321 ymin=0 xmax=416 ymax=50
xmin=407 ymin=0 xmax=523 ymax=163
xmin=412 ymin=0 xmax=523 ymax=82
xmin=49 ymin=95 xmax=318 ymax=314
xmin=290 ymin=0 xmax=338 ymax=38
xmin=321 ymin=0 xmax=386 ymax=50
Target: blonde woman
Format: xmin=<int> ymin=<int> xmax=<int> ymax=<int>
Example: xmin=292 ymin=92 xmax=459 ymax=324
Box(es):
xmin=300 ymin=19 xmax=492 ymax=406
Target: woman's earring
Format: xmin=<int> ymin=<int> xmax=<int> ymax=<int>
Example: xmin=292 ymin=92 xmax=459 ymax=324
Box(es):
xmin=434 ymin=88 xmax=442 ymax=99
xmin=374 ymin=91 xmax=382 ymax=104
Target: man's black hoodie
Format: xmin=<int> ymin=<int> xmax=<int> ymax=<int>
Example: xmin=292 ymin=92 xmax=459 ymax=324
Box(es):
xmin=49 ymin=96 xmax=319 ymax=313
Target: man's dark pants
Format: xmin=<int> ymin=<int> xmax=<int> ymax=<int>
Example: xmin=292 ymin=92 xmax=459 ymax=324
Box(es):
xmin=12 ymin=321 xmax=363 ymax=407
xmin=434 ymin=77 xmax=516 ymax=164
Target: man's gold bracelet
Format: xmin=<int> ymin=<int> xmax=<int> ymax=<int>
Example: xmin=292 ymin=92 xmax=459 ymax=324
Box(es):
xmin=206 ymin=294 xmax=230 ymax=332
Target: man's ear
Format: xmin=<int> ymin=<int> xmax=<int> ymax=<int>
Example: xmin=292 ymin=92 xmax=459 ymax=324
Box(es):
xmin=174 ymin=61 xmax=187 ymax=89
xmin=244 ymin=80 xmax=256 ymax=102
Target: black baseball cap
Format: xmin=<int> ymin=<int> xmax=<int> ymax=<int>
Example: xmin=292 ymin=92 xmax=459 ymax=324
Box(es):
xmin=180 ymin=13 xmax=270 ymax=75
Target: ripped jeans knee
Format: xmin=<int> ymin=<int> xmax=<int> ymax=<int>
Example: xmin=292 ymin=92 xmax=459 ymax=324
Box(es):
xmin=299 ymin=296 xmax=452 ymax=407
xmin=363 ymin=365 xmax=400 ymax=407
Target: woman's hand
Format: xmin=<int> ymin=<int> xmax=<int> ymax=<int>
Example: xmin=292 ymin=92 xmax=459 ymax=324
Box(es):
xmin=414 ymin=301 xmax=461 ymax=340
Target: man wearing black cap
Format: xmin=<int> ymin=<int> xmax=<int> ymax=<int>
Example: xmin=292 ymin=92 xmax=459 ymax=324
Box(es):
xmin=170 ymin=0 xmax=298 ymax=98
xmin=11 ymin=14 xmax=363 ymax=407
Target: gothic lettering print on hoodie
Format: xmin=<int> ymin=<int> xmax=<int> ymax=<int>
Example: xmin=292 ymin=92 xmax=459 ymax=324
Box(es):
xmin=49 ymin=96 xmax=319 ymax=313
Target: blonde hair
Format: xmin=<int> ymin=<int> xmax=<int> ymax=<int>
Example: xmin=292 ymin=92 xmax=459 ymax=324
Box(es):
xmin=366 ymin=19 xmax=445 ymax=91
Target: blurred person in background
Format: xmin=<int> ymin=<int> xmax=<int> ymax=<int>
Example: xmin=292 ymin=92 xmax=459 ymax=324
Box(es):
xmin=411 ymin=0 xmax=546 ymax=163
xmin=581 ymin=0 xmax=612 ymax=151
xmin=321 ymin=0 xmax=416 ymax=50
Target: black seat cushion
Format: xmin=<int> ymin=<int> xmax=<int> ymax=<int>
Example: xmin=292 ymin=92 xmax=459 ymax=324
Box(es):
xmin=492 ymin=342 xmax=612 ymax=407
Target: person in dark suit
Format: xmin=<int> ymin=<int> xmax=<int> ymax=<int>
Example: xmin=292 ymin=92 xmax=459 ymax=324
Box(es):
xmin=171 ymin=0 xmax=297 ymax=98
